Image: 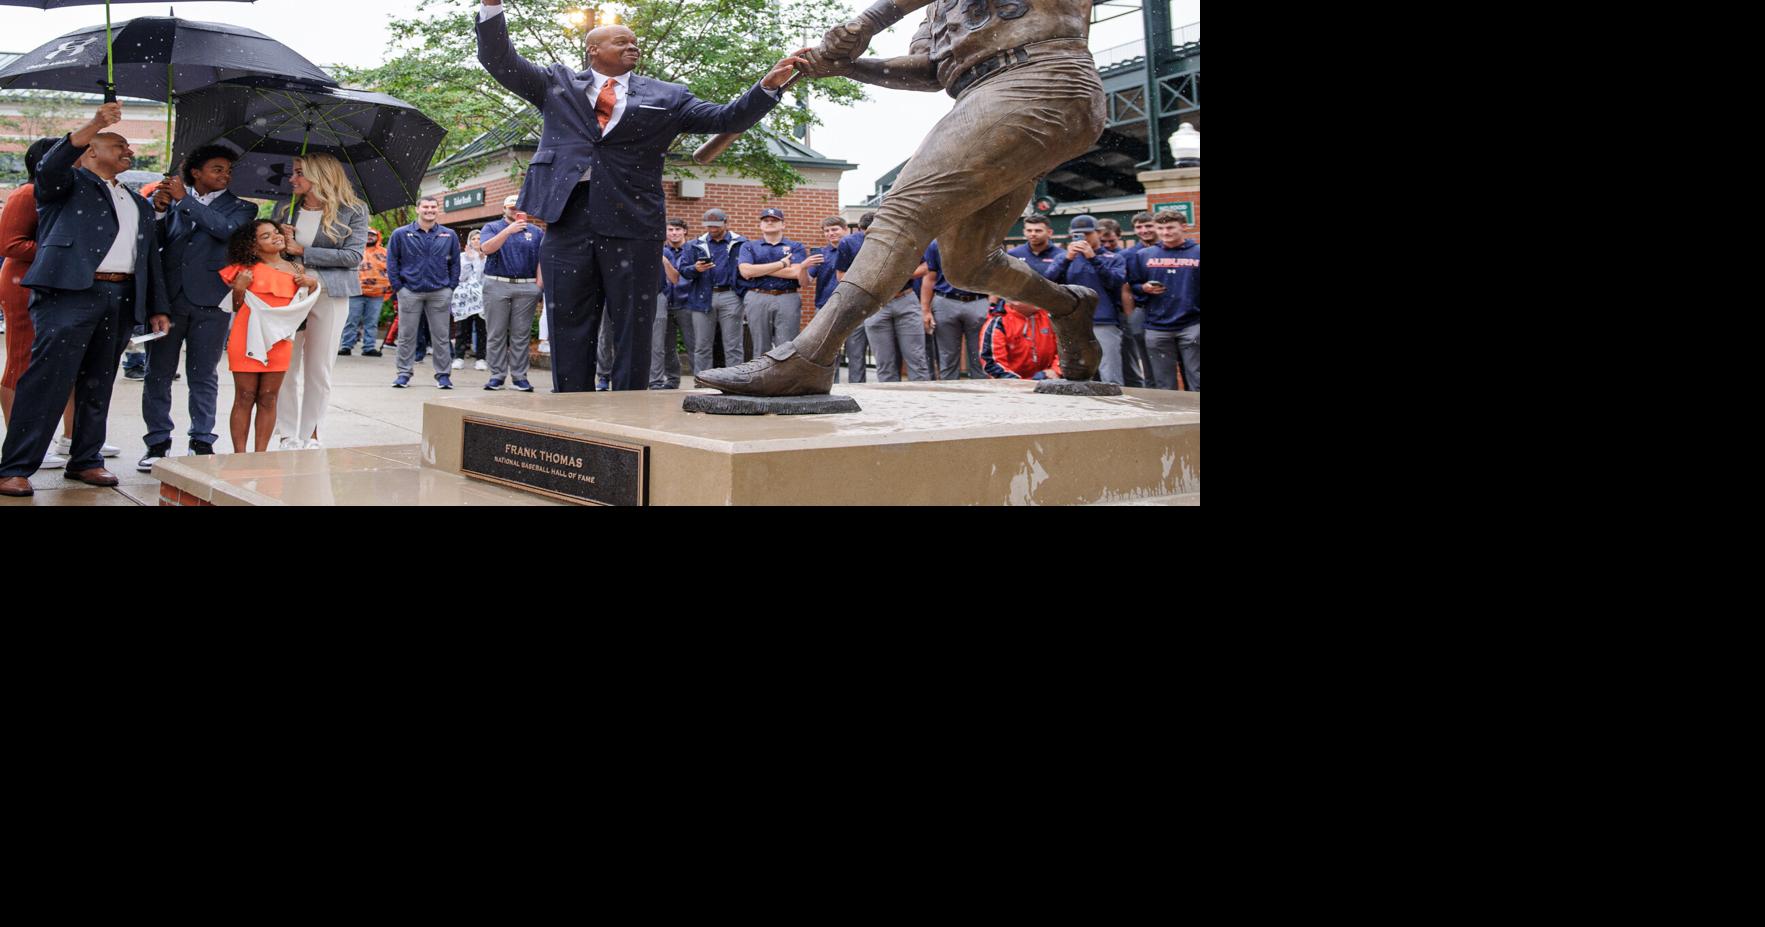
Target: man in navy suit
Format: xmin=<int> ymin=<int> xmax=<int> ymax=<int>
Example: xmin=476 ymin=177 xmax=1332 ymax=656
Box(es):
xmin=475 ymin=0 xmax=804 ymax=392
xmin=138 ymin=145 xmax=257 ymax=471
xmin=0 ymin=103 xmax=169 ymax=497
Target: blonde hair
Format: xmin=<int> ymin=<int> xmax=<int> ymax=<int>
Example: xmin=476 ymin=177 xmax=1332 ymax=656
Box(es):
xmin=294 ymin=153 xmax=365 ymax=241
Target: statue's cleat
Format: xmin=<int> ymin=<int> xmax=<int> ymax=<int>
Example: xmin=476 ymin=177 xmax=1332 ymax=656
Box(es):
xmin=693 ymin=341 xmax=836 ymax=397
xmin=1044 ymin=284 xmax=1102 ymax=382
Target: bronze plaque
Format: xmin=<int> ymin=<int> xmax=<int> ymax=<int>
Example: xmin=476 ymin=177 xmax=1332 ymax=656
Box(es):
xmin=460 ymin=418 xmax=647 ymax=506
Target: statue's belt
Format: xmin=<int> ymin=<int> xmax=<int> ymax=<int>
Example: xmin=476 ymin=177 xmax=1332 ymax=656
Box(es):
xmin=948 ymin=38 xmax=1092 ymax=99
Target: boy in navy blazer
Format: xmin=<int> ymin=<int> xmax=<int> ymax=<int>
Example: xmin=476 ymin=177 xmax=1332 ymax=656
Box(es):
xmin=138 ymin=145 xmax=257 ymax=470
xmin=474 ymin=0 xmax=804 ymax=392
xmin=0 ymin=103 xmax=169 ymax=496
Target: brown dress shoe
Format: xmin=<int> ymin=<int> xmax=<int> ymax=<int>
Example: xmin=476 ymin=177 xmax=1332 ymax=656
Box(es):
xmin=64 ymin=467 xmax=120 ymax=487
xmin=0 ymin=476 xmax=33 ymax=497
xmin=694 ymin=341 xmax=837 ymax=397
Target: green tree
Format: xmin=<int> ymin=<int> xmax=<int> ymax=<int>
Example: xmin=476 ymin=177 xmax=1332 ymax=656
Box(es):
xmin=334 ymin=0 xmax=866 ymax=196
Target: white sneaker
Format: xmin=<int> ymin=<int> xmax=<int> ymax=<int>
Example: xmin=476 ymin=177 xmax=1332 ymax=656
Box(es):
xmin=40 ymin=449 xmax=67 ymax=469
xmin=538 ymin=341 xmax=551 ymax=355
xmin=304 ymin=439 xmax=323 ymax=450
xmin=53 ymin=436 xmax=121 ymax=458
xmin=451 ymin=358 xmax=465 ymax=370
xmin=278 ymin=436 xmax=302 ymax=451
xmin=474 ymin=359 xmax=488 ymax=371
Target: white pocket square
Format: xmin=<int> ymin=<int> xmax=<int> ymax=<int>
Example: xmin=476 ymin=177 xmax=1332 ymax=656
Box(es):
xmin=638 ymin=104 xmax=668 ymax=110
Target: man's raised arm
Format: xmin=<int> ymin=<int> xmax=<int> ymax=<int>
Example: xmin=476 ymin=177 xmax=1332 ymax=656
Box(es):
xmin=476 ymin=1 xmax=548 ymax=108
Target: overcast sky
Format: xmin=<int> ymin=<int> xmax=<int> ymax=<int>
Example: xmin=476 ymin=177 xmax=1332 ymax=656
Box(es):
xmin=4 ymin=0 xmax=1200 ymax=204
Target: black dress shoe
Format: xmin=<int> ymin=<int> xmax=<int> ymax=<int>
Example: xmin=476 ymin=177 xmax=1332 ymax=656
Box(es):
xmin=361 ymin=348 xmax=382 ymax=357
xmin=338 ymin=347 xmax=353 ymax=356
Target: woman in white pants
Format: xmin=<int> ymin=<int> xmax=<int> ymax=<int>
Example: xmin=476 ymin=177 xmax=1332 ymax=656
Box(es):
xmin=270 ymin=153 xmax=370 ymax=449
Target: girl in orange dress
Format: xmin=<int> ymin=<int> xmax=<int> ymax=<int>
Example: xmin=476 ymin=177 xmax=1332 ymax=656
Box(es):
xmin=219 ymin=220 xmax=319 ymax=452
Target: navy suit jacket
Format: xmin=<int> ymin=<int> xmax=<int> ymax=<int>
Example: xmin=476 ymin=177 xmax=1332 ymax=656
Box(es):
xmin=476 ymin=12 xmax=779 ymax=240
xmin=23 ymin=134 xmax=168 ymax=323
xmin=159 ymin=191 xmax=256 ymax=308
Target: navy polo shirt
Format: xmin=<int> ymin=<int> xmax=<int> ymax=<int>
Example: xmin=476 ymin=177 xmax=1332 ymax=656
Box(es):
xmin=387 ymin=222 xmax=461 ymax=293
xmin=1007 ymin=241 xmax=1066 ymax=282
xmin=923 ymin=239 xmax=983 ymax=299
xmin=812 ymin=244 xmax=841 ymax=310
xmin=481 ymin=218 xmax=543 ymax=278
xmin=661 ymin=243 xmax=691 ymax=306
xmin=738 ymin=237 xmax=809 ymax=292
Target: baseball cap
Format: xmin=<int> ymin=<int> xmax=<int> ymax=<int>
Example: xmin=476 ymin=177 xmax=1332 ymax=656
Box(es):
xmin=504 ymin=195 xmax=519 ymax=207
xmin=702 ymin=208 xmax=728 ymax=227
xmin=759 ymin=207 xmax=784 ymax=220
xmin=1068 ymin=214 xmax=1098 ymax=233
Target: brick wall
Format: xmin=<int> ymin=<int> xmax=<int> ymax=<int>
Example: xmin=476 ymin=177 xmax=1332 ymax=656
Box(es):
xmin=1147 ymin=190 xmax=1201 ymax=241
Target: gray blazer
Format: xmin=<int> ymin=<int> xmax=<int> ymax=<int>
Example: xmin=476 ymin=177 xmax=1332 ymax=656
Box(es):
xmin=270 ymin=201 xmax=371 ymax=298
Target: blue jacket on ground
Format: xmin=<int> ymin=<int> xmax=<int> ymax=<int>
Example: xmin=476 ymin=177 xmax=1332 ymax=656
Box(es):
xmin=1127 ymin=240 xmax=1200 ymax=330
xmin=675 ymin=231 xmax=746 ymax=311
xmin=386 ymin=222 xmax=461 ymax=293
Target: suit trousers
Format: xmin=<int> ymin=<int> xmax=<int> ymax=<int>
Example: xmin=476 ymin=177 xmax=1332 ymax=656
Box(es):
xmin=540 ymin=181 xmax=660 ymax=392
xmin=931 ymin=294 xmax=989 ymax=380
xmin=277 ymin=293 xmax=351 ymax=442
xmin=143 ymin=297 xmax=229 ymax=447
xmin=482 ymin=278 xmax=540 ymax=379
xmin=651 ymin=294 xmax=692 ymax=386
xmin=862 ymin=291 xmax=930 ymax=382
xmin=0 ymin=281 xmax=131 ymax=476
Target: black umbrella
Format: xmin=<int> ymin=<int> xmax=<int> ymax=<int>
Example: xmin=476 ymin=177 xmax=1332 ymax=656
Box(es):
xmin=0 ymin=1 xmax=255 ymax=100
xmin=173 ymin=77 xmax=446 ymax=214
xmin=0 ymin=14 xmax=332 ymax=102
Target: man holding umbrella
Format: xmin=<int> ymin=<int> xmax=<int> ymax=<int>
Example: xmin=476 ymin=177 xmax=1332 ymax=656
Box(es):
xmin=0 ymin=102 xmax=168 ymax=496
xmin=474 ymin=1 xmax=805 ymax=392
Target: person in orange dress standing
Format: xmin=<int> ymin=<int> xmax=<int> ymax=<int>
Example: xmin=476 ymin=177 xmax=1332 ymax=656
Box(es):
xmin=219 ymin=220 xmax=319 ymax=452
xmin=2 ymin=137 xmax=90 ymax=467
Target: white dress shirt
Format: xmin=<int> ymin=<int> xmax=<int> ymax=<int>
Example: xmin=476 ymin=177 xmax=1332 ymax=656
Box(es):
xmin=478 ymin=2 xmax=779 ymax=186
xmin=96 ymin=178 xmax=139 ymax=274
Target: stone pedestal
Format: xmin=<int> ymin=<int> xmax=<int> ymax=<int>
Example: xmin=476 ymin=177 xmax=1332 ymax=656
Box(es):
xmin=153 ymin=381 xmax=1201 ymax=506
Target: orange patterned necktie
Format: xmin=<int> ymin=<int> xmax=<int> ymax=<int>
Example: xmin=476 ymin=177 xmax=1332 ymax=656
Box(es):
xmin=596 ymin=78 xmax=618 ymax=130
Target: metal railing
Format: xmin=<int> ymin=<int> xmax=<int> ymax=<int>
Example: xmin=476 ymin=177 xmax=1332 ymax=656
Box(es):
xmin=1091 ymin=21 xmax=1200 ymax=71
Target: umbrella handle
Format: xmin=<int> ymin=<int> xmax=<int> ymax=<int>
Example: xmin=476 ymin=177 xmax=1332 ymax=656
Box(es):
xmin=104 ymin=2 xmax=116 ymax=102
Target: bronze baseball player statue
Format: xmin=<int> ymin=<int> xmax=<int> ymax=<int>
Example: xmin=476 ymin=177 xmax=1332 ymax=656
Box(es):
xmin=695 ymin=0 xmax=1106 ymax=396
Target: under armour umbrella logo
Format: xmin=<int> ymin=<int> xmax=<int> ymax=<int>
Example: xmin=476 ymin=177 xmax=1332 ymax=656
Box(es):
xmin=43 ymin=38 xmax=100 ymax=60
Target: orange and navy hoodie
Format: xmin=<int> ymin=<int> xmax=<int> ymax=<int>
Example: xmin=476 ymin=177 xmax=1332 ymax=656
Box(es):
xmin=980 ymin=306 xmax=1064 ymax=380
xmin=1127 ymin=240 xmax=1201 ymax=331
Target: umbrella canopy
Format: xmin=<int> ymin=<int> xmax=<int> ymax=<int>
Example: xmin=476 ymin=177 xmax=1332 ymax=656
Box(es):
xmin=174 ymin=77 xmax=446 ymax=214
xmin=0 ymin=15 xmax=331 ymax=101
